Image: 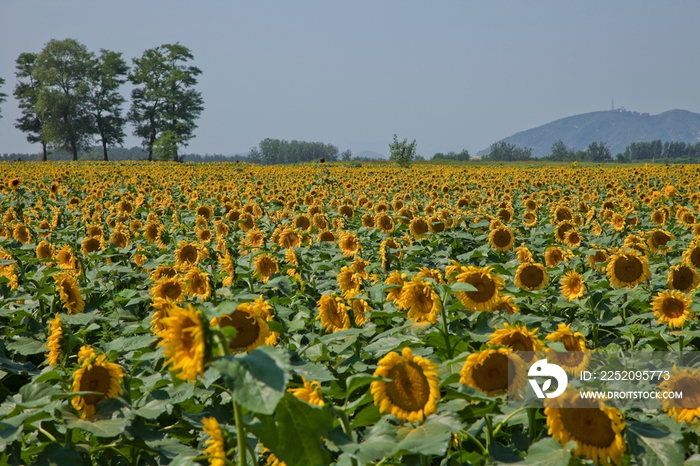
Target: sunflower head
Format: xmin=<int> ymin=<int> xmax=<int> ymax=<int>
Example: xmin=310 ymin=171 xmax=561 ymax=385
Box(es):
xmin=254 ymin=254 xmax=279 ymax=284
xmin=54 ymin=272 xmax=85 ymax=314
xmin=288 ymin=376 xmax=325 ymax=406
xmin=546 ymin=323 xmax=592 ymax=376
xmin=453 ymin=265 xmax=505 ymax=312
xmin=459 ymin=347 xmax=528 ymax=398
xmin=488 ymin=226 xmax=515 ymax=251
xmin=658 ymin=366 xmax=700 ymax=424
xmin=46 ymin=313 xmax=65 ymax=366
xmin=652 ymin=290 xmax=693 ymax=329
xmin=213 ymin=300 xmax=271 ymax=352
xmin=667 ymin=264 xmax=700 ymax=293
xmin=317 ymin=294 xmax=351 ymax=333
xmin=371 ymin=347 xmax=440 ymax=424
xmin=515 ymin=262 xmax=548 ymax=291
xmin=202 ymin=416 xmax=228 ymax=466
xmin=544 ymin=390 xmax=626 ymax=466
xmin=606 ymin=250 xmax=651 ymax=288
xmin=338 ymin=232 xmax=361 ymax=257
xmin=71 ymin=353 xmax=125 ymax=418
xmin=396 ymin=277 xmax=442 ymax=324
xmin=157 ymin=304 xmax=211 ymax=382
xmin=487 ymin=323 xmax=544 ymax=362
xmin=560 ymin=270 xmax=586 ymax=301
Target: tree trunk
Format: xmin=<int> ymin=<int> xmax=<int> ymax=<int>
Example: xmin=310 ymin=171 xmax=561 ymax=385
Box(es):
xmin=71 ymin=140 xmax=78 ymax=161
xmin=102 ymin=139 xmax=109 ymax=161
xmin=41 ymin=142 xmax=47 ymax=162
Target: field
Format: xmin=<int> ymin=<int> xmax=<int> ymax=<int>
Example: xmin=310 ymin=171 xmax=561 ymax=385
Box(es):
xmin=1 ymin=161 xmax=700 ymax=466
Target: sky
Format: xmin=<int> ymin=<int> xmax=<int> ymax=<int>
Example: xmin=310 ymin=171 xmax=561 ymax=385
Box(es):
xmin=1 ymin=1 xmax=700 ymax=158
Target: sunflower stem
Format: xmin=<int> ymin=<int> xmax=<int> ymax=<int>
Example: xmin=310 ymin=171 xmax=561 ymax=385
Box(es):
xmin=491 ymin=407 xmax=526 ymax=438
xmin=484 ymin=414 xmax=494 ymax=447
xmin=461 ymin=429 xmax=487 ymax=455
xmin=335 ymin=408 xmax=359 ymax=466
xmin=440 ymin=294 xmax=453 ymax=360
xmin=233 ymin=400 xmax=247 ymax=466
xmin=527 ymin=407 xmax=538 ymax=442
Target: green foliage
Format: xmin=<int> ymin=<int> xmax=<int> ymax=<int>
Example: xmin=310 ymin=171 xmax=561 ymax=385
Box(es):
xmin=389 ymin=134 xmax=417 ymax=167
xmin=89 ymin=49 xmax=128 ymax=161
xmin=547 ymin=140 xmax=576 ymax=161
xmin=486 ymin=141 xmax=532 ymax=161
xmin=248 ymin=138 xmax=340 ymax=164
xmin=13 ymin=53 xmax=49 ymax=161
xmin=341 ymin=149 xmax=353 ymax=161
xmin=0 ymin=77 xmax=6 ymax=118
xmin=432 ymin=149 xmax=470 ymax=162
xmin=586 ymin=141 xmax=612 ymax=162
xmin=128 ymin=43 xmax=204 ymax=161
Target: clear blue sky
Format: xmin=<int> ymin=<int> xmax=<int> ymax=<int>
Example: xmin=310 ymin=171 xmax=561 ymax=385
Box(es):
xmin=1 ymin=1 xmax=699 ymax=157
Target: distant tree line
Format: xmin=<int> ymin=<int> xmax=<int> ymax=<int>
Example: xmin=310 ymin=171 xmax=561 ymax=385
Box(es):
xmin=621 ymin=140 xmax=700 ymax=161
xmin=246 ymin=138 xmax=340 ymax=165
xmin=5 ymin=38 xmax=203 ymax=162
xmin=483 ymin=141 xmax=533 ymax=161
xmin=432 ymin=149 xmax=470 ymax=162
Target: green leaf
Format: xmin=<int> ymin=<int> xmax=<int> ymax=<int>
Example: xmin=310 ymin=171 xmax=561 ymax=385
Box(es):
xmin=627 ymin=420 xmax=684 ymax=466
xmin=6 ymin=338 xmax=46 ymax=355
xmin=523 ymin=438 xmax=576 ymax=466
xmin=344 ymin=419 xmax=398 ymax=464
xmin=451 ymin=282 xmax=478 ymax=292
xmin=394 ymin=412 xmax=461 ymax=456
xmin=213 ymin=345 xmax=290 ymax=415
xmin=264 ymin=275 xmax=293 ymax=296
xmin=344 ymin=374 xmax=387 ymax=398
xmin=35 ymin=444 xmax=82 ymax=466
xmin=62 ymin=401 xmax=132 ymax=438
xmin=19 ymin=383 xmax=57 ymax=408
xmin=105 ymin=335 xmax=157 ymax=353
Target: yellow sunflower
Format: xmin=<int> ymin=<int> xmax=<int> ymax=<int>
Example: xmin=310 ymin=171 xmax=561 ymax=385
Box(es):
xmin=254 ymin=254 xmax=279 ymax=284
xmin=487 ymin=323 xmax=544 ymax=362
xmin=371 ymin=347 xmax=440 ymax=424
xmin=516 ymin=244 xmax=533 ymax=263
xmin=385 ymin=271 xmax=406 ymax=303
xmin=212 ymin=300 xmax=271 ymax=352
xmin=587 ymin=248 xmax=608 ymax=271
xmin=683 ymin=241 xmax=700 ymax=269
xmin=288 ymin=376 xmax=325 ymax=406
xmin=157 ymin=304 xmax=209 ymax=382
xmin=514 ymin=262 xmax=548 ymax=291
xmin=337 ymin=266 xmax=363 ymax=299
xmin=46 ymin=313 xmax=64 ymax=366
xmin=54 ymin=272 xmax=85 ymax=314
xmin=175 ymin=241 xmax=207 ymax=269
xmin=351 ymin=298 xmax=371 ymax=326
xmin=317 ymin=294 xmax=351 ymax=333
xmin=12 ymin=223 xmax=32 ymax=244
xmin=452 ymin=265 xmax=505 ymax=312
xmin=658 ymin=366 xmax=700 ymax=424
xmin=493 ymin=295 xmax=520 ymax=315
xmin=651 ymin=290 xmax=693 ymax=329
xmin=409 ymin=217 xmax=430 ymax=238
xmin=36 ymin=240 xmax=55 ymax=260
xmin=667 ymin=264 xmax=700 ymax=292
xmin=560 ymin=270 xmax=586 ymax=301
xmin=546 ymin=323 xmax=592 ymax=376
xmin=185 ymin=268 xmax=212 ymax=300
xmin=338 ymin=232 xmax=361 ymax=257
xmin=71 ymin=353 xmax=125 ymax=418
xmin=219 ymin=253 xmax=236 ymax=287
xmin=647 ymin=229 xmax=674 ymax=253
xmin=545 ymin=247 xmax=571 ymax=267
xmin=606 ymin=251 xmax=651 ymax=288
xmin=54 ymin=245 xmax=79 ymax=273
xmin=81 ymin=236 xmax=105 ymax=256
xmin=459 ymin=347 xmax=527 ymax=398
xmin=151 ymin=277 xmax=184 ymax=302
xmin=544 ymin=390 xmax=626 ymax=466
xmin=202 ymin=417 xmax=228 ymax=466
xmin=396 ymin=277 xmax=442 ymax=324
xmin=488 ymin=226 xmax=515 ymax=251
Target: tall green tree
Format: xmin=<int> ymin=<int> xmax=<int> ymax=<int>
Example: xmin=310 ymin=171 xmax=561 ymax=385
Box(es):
xmin=487 ymin=141 xmax=532 ymax=161
xmin=34 ymin=39 xmax=95 ymax=160
xmin=14 ymin=53 xmax=50 ymax=161
xmin=586 ymin=141 xmax=612 ymax=162
xmin=128 ymin=43 xmax=204 ymax=161
xmin=89 ymin=49 xmax=128 ymax=161
xmin=389 ymin=134 xmax=417 ymax=167
xmin=0 ymin=77 xmax=7 ymax=118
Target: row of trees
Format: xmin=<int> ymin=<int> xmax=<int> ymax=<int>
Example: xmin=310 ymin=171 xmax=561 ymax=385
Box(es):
xmin=432 ymin=149 xmax=470 ymax=162
xmin=247 ymin=138 xmax=341 ymax=165
xmin=622 ymin=140 xmax=700 ymax=160
xmin=5 ymin=38 xmax=203 ymax=161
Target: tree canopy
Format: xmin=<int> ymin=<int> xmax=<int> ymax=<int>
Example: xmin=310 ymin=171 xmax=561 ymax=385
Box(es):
xmin=14 ymin=53 xmax=50 ymax=161
xmin=389 ymin=134 xmax=417 ymax=167
xmin=485 ymin=141 xmax=532 ymax=161
xmin=0 ymin=77 xmax=7 ymax=118
xmin=247 ymin=138 xmax=339 ymax=165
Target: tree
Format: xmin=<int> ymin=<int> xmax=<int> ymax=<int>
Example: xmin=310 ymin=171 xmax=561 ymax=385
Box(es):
xmin=549 ymin=140 xmax=575 ymax=161
xmin=586 ymin=141 xmax=612 ymax=162
xmin=0 ymin=77 xmax=7 ymax=118
xmin=432 ymin=149 xmax=470 ymax=162
xmin=128 ymin=43 xmax=204 ymax=161
xmin=487 ymin=141 xmax=532 ymax=161
xmin=34 ymin=39 xmax=95 ymax=160
xmin=389 ymin=134 xmax=416 ymax=167
xmin=14 ymin=53 xmax=50 ymax=161
xmin=341 ymin=149 xmax=353 ymax=161
xmin=89 ymin=49 xmax=128 ymax=161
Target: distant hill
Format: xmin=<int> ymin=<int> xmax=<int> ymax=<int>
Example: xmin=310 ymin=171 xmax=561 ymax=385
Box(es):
xmin=354 ymin=150 xmax=387 ymax=160
xmin=477 ymin=109 xmax=700 ymax=158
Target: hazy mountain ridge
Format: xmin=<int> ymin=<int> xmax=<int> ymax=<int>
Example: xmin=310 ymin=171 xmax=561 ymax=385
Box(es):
xmin=477 ymin=109 xmax=700 ymax=157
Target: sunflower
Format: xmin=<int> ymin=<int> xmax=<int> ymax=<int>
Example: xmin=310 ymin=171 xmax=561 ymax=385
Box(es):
xmin=110 ymin=226 xmax=130 ymax=249
xmin=587 ymin=249 xmax=608 ymax=271
xmin=254 ymin=254 xmax=279 ymax=283
xmin=493 ymin=295 xmax=520 ymax=315
xmin=522 ymin=211 xmax=537 ymax=227
xmin=554 ymin=220 xmax=575 ymax=243
xmin=71 ymin=353 xmax=125 ymax=418
xmin=647 ymin=229 xmax=674 ymax=253
xmin=409 ymin=217 xmax=430 ymax=238
xmin=396 ymin=277 xmax=442 ymax=324
xmin=36 ymin=240 xmax=55 ymax=260
xmin=514 ymin=262 xmax=548 ymax=291
xmin=544 ymin=390 xmax=626 ymax=466
xmin=658 ymin=366 xmax=700 ymax=424
xmin=246 ymin=228 xmax=266 ymax=247
xmin=202 ymin=417 xmax=227 ymax=466
xmin=667 ymin=264 xmax=700 ymax=292
xmin=317 ymin=294 xmax=351 ymax=333
xmin=606 ymin=251 xmax=650 ymax=288
xmin=545 ymin=247 xmax=570 ymax=267
xmin=195 ymin=226 xmax=213 ymax=243
xmin=46 ymin=313 xmax=65 ymax=366
xmin=277 ymin=228 xmax=301 ymax=249
xmin=546 ymin=323 xmax=591 ymax=376
xmin=212 ymin=299 xmax=271 ymax=352
xmin=351 ymin=298 xmax=371 ymax=326
xmin=516 ymin=244 xmax=533 ymax=263
xmin=563 ymin=229 xmax=583 ymax=248
xmin=385 ymin=271 xmax=406 ymax=303
xmin=54 ymin=272 xmax=85 ymax=314
xmin=54 ymin=245 xmax=79 ymax=273
xmin=651 ymin=290 xmax=693 ymax=329
xmin=219 ymin=253 xmax=235 ymax=287
xmin=683 ymin=241 xmax=700 ymax=269
xmin=375 ymin=213 xmax=395 ymax=233
xmin=371 ymin=347 xmax=440 ymax=424
xmin=151 ymin=277 xmax=184 ymax=301
xmin=338 ymin=266 xmax=363 ymax=299
xmin=288 ymin=376 xmax=325 ymax=406
xmin=560 ymin=270 xmax=586 ymax=301
xmin=488 ymin=226 xmax=515 ymax=251
xmin=81 ymin=236 xmax=105 ymax=255
xmin=150 ymin=264 xmax=178 ymax=281
xmin=185 ymin=268 xmax=212 ymax=300
xmin=317 ymin=230 xmax=336 ymax=243
xmin=487 ymin=323 xmax=544 ymax=362
xmin=379 ymin=237 xmax=401 ymax=271
xmin=651 ymin=208 xmax=667 ymax=226
xmin=12 ymin=223 xmax=32 ymax=244
xmin=158 ymin=304 xmax=209 ymax=382
xmin=175 ymin=241 xmax=207 ymax=269
xmin=338 ymin=232 xmax=361 ymax=257
xmin=453 ymin=265 xmax=505 ymax=312
xmin=459 ymin=348 xmax=527 ymax=398
xmin=415 ymin=267 xmax=443 ymax=284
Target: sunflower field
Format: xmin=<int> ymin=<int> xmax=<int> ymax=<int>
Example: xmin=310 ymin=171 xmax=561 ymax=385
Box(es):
xmin=1 ymin=161 xmax=700 ymax=466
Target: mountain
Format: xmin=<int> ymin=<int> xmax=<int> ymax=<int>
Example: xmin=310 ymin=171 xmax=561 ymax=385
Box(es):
xmin=477 ymin=109 xmax=700 ymax=158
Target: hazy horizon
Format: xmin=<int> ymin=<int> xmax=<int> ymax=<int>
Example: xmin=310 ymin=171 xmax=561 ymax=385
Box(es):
xmin=1 ymin=1 xmax=699 ymax=158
